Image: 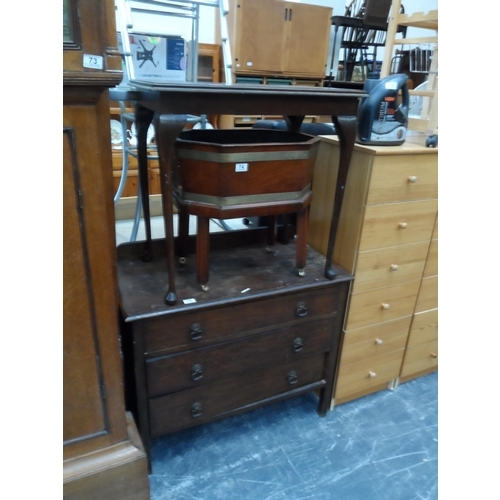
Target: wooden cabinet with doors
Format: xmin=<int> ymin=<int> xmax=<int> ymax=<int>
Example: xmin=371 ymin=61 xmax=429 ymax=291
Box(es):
xmin=227 ymin=0 xmax=332 ymax=79
xmin=63 ymin=0 xmax=150 ymax=497
xmin=308 ymin=136 xmax=438 ymax=406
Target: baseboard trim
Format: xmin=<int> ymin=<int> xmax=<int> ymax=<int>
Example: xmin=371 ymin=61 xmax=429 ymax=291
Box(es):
xmin=63 ymin=413 xmax=150 ymax=499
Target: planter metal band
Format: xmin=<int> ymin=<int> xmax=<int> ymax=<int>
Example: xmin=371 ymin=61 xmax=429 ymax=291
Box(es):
xmin=176 ymin=148 xmax=317 ymax=163
xmin=182 ymin=184 xmax=312 ymax=206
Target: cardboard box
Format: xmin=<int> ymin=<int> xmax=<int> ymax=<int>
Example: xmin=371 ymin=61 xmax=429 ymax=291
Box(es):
xmin=122 ymin=33 xmax=187 ymax=83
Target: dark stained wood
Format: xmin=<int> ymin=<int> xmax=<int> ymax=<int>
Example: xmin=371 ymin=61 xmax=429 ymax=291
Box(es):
xmin=145 ymin=318 xmax=333 ymax=397
xmin=124 ymin=80 xmax=364 ymax=304
xmin=148 ymin=354 xmax=326 ymax=437
xmin=118 ymin=234 xmax=352 ymax=321
xmin=118 ymin=235 xmax=353 ymax=470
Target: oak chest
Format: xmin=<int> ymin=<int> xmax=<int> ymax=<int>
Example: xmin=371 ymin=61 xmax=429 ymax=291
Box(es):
xmin=117 ymin=232 xmax=352 ymax=467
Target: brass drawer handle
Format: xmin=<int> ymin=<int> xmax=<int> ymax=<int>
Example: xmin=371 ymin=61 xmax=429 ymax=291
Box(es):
xmin=287 ymin=370 xmax=299 ymax=385
xmin=191 ymin=364 xmax=203 ymax=381
xmin=293 ymin=337 xmax=303 ymax=352
xmin=191 ymin=402 xmax=202 ymax=418
xmin=296 ymin=302 xmax=308 ymax=317
xmin=189 ymin=323 xmax=203 ymax=341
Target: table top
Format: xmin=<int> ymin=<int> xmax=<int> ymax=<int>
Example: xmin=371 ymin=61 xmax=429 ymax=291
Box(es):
xmin=121 ymin=81 xmax=366 ymax=117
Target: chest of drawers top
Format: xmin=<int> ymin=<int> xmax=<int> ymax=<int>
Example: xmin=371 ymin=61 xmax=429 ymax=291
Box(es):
xmin=117 ymin=231 xmax=353 ymax=343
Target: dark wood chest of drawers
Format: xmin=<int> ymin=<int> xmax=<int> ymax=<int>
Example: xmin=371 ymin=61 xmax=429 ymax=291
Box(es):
xmin=117 ymin=230 xmax=352 ymax=467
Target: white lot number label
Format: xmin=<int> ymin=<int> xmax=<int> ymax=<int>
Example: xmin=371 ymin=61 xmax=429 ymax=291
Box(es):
xmin=235 ymin=163 xmax=249 ymax=172
xmin=83 ymin=54 xmax=104 ymax=70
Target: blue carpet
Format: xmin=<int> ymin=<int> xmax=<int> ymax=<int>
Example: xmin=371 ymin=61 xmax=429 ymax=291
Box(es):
xmin=149 ymin=372 xmax=438 ymax=500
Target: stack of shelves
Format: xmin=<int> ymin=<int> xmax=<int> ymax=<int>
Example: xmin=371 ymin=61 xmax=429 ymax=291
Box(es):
xmin=381 ymin=2 xmax=438 ymax=145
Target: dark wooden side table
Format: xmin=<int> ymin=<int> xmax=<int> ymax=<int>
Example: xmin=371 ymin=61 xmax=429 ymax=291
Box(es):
xmin=125 ymin=82 xmax=365 ymax=304
xmin=117 ymin=230 xmax=353 ymax=471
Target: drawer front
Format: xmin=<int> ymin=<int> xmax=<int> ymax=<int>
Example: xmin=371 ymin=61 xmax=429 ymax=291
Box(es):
xmin=352 ymin=241 xmax=429 ymax=294
xmin=400 ymin=339 xmax=438 ymax=378
xmin=142 ymin=286 xmax=343 ymax=355
xmin=407 ymin=309 xmax=438 ymax=348
xmin=414 ymin=275 xmax=438 ymax=313
xmin=340 ymin=316 xmax=411 ymax=365
xmin=358 ymin=199 xmax=438 ymax=251
xmin=423 ymin=238 xmax=438 ymax=278
xmin=148 ymin=354 xmax=325 ymax=437
xmin=366 ymin=154 xmax=438 ymax=205
xmin=334 ymin=349 xmax=404 ymax=400
xmin=431 ymin=214 xmax=438 ymax=239
xmin=345 ymin=280 xmax=421 ymax=331
xmin=146 ymin=318 xmax=333 ymax=397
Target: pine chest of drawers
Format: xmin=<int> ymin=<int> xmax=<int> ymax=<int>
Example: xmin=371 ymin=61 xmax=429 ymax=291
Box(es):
xmin=308 ymin=136 xmax=438 ymax=405
xmin=117 ymin=232 xmax=352 ymax=467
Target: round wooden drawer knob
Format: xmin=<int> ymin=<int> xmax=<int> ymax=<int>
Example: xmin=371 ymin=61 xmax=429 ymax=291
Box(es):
xmin=398 ymin=222 xmax=407 ymax=229
xmin=390 ymin=264 xmax=399 ymax=271
xmin=430 ymin=352 xmax=437 ymax=359
xmin=369 ymin=371 xmax=377 ymax=378
xmin=408 ymin=176 xmax=418 ymax=183
xmin=375 ymin=338 xmax=384 ymax=345
xmin=381 ymin=303 xmax=390 ymax=310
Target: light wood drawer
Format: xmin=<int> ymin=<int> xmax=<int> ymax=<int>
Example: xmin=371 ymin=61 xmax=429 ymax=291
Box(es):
xmin=340 ymin=316 xmax=411 ymax=365
xmin=414 ymin=275 xmax=438 ymax=313
xmin=345 ymin=280 xmax=421 ymax=331
xmin=400 ymin=338 xmax=438 ymax=378
xmin=352 ymin=241 xmax=429 ymax=293
xmin=359 ymin=199 xmax=438 ymax=251
xmin=423 ymin=238 xmax=438 ymax=278
xmin=335 ymin=349 xmax=404 ymax=400
xmin=431 ymin=214 xmax=438 ymax=239
xmin=366 ymin=154 xmax=438 ymax=205
xmin=407 ymin=309 xmax=438 ymax=348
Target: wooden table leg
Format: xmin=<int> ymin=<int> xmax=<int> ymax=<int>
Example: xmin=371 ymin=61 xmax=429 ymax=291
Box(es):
xmin=135 ymin=104 xmax=155 ymax=262
xmin=324 ymin=115 xmax=357 ymax=280
xmin=295 ymin=206 xmax=309 ymax=276
xmin=154 ymin=113 xmax=187 ymax=305
xmin=177 ymin=207 xmax=189 ymax=265
xmin=196 ymin=216 xmax=210 ymax=291
xmin=266 ymin=215 xmax=277 ymax=252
